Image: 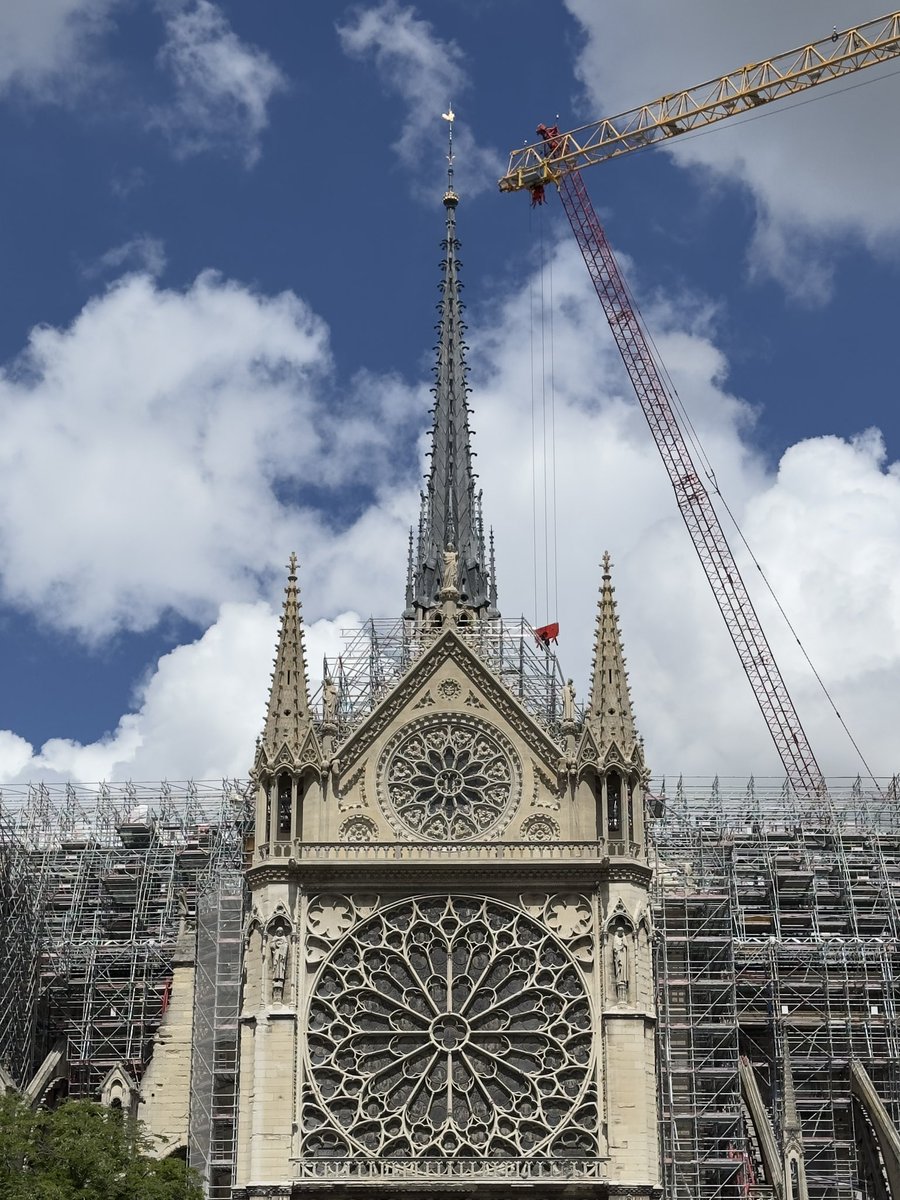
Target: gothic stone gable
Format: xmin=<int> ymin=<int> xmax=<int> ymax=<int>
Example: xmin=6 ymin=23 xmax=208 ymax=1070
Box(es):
xmin=323 ymin=626 xmax=570 ymax=845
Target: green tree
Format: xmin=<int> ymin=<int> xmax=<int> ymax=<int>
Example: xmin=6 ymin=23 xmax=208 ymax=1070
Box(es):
xmin=0 ymin=1095 xmax=203 ymax=1200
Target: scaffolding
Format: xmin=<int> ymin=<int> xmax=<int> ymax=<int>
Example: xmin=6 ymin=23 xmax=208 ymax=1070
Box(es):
xmin=0 ymin=808 xmax=44 ymax=1086
xmin=653 ymin=775 xmax=900 ymax=1200
xmin=6 ymin=768 xmax=900 ymax=1200
xmin=0 ymin=780 xmax=250 ymax=1102
xmin=188 ymin=807 xmax=247 ymax=1200
xmin=316 ymin=617 xmax=566 ymax=732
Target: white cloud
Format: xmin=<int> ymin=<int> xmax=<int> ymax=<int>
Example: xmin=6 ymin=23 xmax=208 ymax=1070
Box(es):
xmin=2 ymin=229 xmax=898 ymax=783
xmin=0 ymin=0 xmax=120 ymax=98
xmin=337 ymin=1 xmax=502 ymax=197
xmin=0 ymin=268 xmax=419 ymax=641
xmin=86 ymin=234 xmax=168 ymax=279
xmin=0 ymin=603 xmax=364 ymax=784
xmin=563 ymin=0 xmax=900 ymax=301
xmin=154 ymin=0 xmax=287 ymax=166
xmin=465 ymin=235 xmax=900 ymax=777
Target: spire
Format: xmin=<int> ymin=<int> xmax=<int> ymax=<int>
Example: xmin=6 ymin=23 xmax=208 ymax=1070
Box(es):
xmin=407 ymin=109 xmax=492 ymax=616
xmin=259 ymin=553 xmax=313 ymax=766
xmin=782 ymin=1040 xmax=802 ymax=1138
xmin=588 ymin=553 xmax=640 ymax=759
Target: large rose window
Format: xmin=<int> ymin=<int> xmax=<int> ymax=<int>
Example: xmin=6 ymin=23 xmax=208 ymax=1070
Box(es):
xmin=380 ymin=719 xmax=518 ymax=840
xmin=303 ymin=896 xmax=596 ymax=1160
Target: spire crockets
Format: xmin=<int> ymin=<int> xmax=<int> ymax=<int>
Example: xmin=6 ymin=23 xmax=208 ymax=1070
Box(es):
xmin=258 ymin=553 xmax=313 ymax=768
xmin=407 ymin=112 xmax=493 ymax=617
xmin=588 ymin=553 xmax=640 ymax=762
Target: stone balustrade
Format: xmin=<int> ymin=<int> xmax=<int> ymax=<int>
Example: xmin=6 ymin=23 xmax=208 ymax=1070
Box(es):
xmin=256 ymin=838 xmax=642 ymax=863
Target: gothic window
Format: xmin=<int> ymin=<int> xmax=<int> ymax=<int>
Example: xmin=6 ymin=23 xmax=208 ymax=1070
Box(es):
xmin=276 ymin=773 xmax=292 ymax=841
xmin=627 ymin=781 xmax=634 ymax=844
xmin=607 ymin=772 xmax=621 ymax=834
xmin=380 ymin=719 xmax=518 ymax=841
xmin=303 ymin=895 xmax=596 ymax=1160
xmin=262 ymin=795 xmax=272 ymax=845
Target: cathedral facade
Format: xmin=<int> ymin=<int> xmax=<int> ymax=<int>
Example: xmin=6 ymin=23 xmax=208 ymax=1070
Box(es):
xmin=5 ymin=180 xmax=900 ymax=1200
xmin=231 ymin=185 xmax=660 ymax=1198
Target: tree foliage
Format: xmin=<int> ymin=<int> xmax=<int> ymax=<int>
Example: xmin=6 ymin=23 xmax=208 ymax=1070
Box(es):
xmin=0 ymin=1095 xmax=203 ymax=1200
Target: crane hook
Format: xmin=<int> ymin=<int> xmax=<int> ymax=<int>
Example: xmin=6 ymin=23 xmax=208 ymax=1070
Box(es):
xmin=832 ymin=25 xmax=838 ymax=42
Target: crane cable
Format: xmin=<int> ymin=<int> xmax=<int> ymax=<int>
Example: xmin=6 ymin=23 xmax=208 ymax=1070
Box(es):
xmin=539 ymin=207 xmax=560 ymax=627
xmin=527 ymin=204 xmax=561 ymax=629
xmin=528 ymin=204 xmax=540 ymax=622
xmin=548 ymin=223 xmax=560 ymax=624
xmin=621 ymin=271 xmax=882 ymax=790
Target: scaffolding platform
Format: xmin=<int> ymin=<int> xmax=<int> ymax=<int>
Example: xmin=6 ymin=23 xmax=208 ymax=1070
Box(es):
xmin=0 ymin=781 xmax=250 ymax=1100
xmin=315 ymin=616 xmax=567 ymax=733
xmin=653 ymin=775 xmax=900 ymax=1200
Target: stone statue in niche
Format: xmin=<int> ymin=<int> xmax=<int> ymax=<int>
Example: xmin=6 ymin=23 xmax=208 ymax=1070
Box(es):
xmin=562 ymin=678 xmax=576 ymax=724
xmin=269 ymin=921 xmax=290 ymax=1002
xmin=323 ymin=674 xmax=339 ymax=725
xmin=441 ymin=544 xmax=459 ymax=592
xmin=612 ymin=924 xmax=629 ymax=1001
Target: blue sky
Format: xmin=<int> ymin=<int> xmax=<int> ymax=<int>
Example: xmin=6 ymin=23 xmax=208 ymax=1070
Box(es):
xmin=1 ymin=0 xmax=898 ymax=783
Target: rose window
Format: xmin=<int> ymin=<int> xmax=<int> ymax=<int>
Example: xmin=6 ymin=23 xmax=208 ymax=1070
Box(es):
xmin=380 ymin=719 xmax=517 ymax=840
xmin=303 ymin=895 xmax=596 ymax=1160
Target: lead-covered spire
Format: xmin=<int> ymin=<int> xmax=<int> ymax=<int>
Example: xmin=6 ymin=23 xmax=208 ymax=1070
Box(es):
xmin=588 ymin=553 xmax=641 ymax=762
xmin=407 ymin=114 xmax=493 ymax=617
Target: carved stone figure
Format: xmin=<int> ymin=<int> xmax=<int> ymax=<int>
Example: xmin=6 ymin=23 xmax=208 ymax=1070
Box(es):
xmin=562 ymin=678 xmax=576 ymax=723
xmin=270 ymin=922 xmax=290 ymax=1000
xmin=613 ymin=925 xmax=629 ymax=1000
xmin=441 ymin=544 xmax=459 ymax=592
xmin=323 ymin=674 xmax=339 ymax=725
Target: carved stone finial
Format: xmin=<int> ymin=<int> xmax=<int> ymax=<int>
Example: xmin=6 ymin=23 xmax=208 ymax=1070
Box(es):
xmin=256 ymin=554 xmax=315 ymax=772
xmin=588 ymin=555 xmax=641 ymax=765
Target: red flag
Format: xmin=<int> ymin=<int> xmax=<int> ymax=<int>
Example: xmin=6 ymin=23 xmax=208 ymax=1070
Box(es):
xmin=534 ymin=622 xmax=559 ymax=646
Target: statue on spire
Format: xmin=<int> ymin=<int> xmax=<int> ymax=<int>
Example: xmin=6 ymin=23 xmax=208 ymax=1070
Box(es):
xmin=442 ymin=104 xmax=456 ymax=201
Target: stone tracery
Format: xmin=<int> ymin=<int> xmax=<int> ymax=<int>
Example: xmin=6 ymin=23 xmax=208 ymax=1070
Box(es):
xmin=380 ymin=718 xmax=519 ymax=840
xmin=303 ymin=895 xmax=596 ymax=1161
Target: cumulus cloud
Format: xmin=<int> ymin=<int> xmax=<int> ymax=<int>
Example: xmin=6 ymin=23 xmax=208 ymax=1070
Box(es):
xmin=0 ymin=0 xmax=120 ymax=98
xmin=0 ymin=603 xmax=363 ymax=784
xmin=337 ymin=1 xmax=502 ymax=196
xmin=464 ymin=234 xmax=900 ymax=777
xmin=0 ymin=268 xmax=419 ymax=641
xmin=154 ymin=0 xmax=287 ymax=165
xmin=563 ymin=0 xmax=900 ymax=301
xmin=2 ymin=229 xmax=898 ymax=783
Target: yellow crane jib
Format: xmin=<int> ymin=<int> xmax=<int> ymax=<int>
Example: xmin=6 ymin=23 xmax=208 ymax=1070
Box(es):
xmin=498 ymin=10 xmax=900 ymax=194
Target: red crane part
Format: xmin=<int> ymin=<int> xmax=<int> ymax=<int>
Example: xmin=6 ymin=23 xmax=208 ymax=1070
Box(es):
xmin=552 ymin=161 xmax=825 ymax=799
